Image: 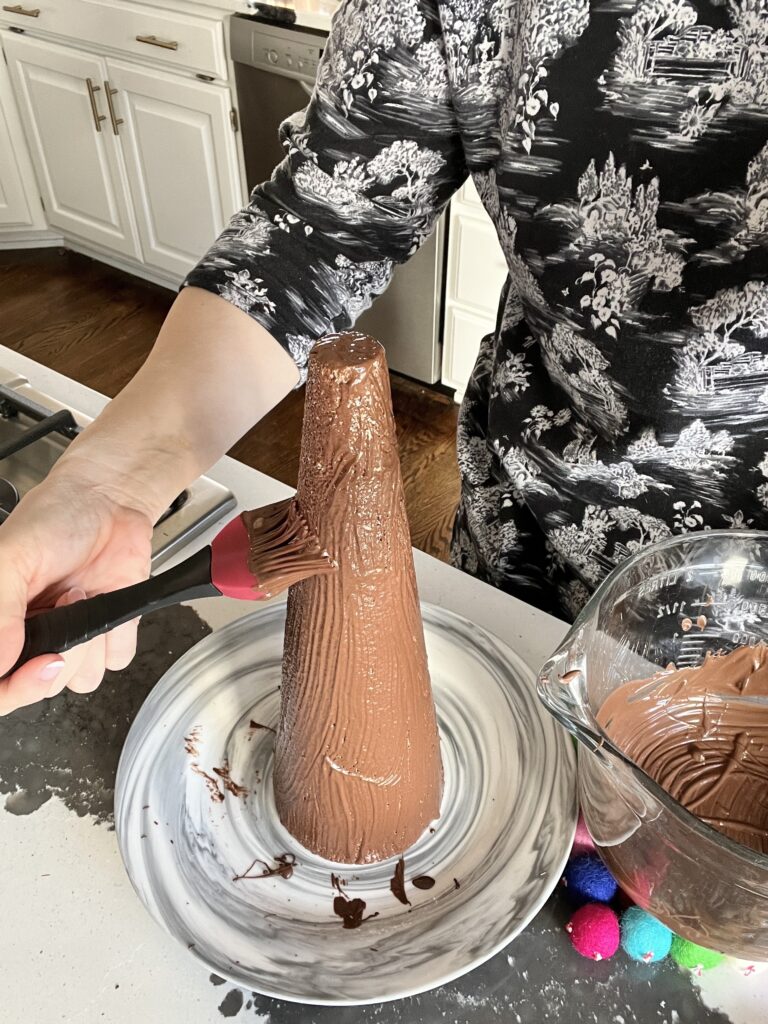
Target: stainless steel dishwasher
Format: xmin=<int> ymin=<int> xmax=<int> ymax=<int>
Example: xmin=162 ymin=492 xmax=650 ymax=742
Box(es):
xmin=230 ymin=13 xmax=445 ymax=384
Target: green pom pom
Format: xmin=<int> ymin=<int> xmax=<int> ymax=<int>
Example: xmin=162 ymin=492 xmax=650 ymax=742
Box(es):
xmin=670 ymin=935 xmax=724 ymax=972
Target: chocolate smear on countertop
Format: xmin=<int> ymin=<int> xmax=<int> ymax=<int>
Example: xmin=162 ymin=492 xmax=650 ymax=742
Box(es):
xmin=598 ymin=644 xmax=768 ymax=854
xmin=217 ymin=987 xmax=244 ymax=1018
xmin=0 ymin=606 xmax=210 ymax=820
xmin=389 ymin=857 xmax=410 ymax=905
xmin=212 ymin=761 xmax=248 ymax=798
xmin=233 ymin=853 xmax=296 ymax=882
xmin=276 ymin=333 xmax=442 ymax=864
xmin=412 ymin=875 xmax=436 ymax=890
xmin=191 ymin=765 xmax=225 ymax=803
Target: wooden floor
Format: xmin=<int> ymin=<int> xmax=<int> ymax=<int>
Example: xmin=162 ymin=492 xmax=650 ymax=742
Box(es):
xmin=0 ymin=248 xmax=461 ymax=560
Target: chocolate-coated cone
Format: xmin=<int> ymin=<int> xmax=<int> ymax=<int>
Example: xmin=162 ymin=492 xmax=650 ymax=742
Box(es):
xmin=274 ymin=332 xmax=443 ymax=863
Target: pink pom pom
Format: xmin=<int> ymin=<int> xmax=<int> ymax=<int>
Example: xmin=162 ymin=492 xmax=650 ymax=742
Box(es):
xmin=566 ymin=903 xmax=620 ymax=961
xmin=572 ymin=812 xmax=596 ymax=856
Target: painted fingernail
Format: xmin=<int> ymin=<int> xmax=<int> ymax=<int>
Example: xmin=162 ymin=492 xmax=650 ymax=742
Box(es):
xmin=38 ymin=659 xmax=65 ymax=682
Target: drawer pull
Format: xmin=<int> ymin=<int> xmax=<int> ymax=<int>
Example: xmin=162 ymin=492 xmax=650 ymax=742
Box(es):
xmin=104 ymin=81 xmax=123 ymax=136
xmin=2 ymin=4 xmax=40 ymax=15
xmin=135 ymin=34 xmax=178 ymax=51
xmin=85 ymin=78 xmax=106 ymax=133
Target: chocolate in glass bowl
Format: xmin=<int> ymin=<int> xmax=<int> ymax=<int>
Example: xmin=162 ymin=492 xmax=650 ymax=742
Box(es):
xmin=539 ymin=530 xmax=768 ymax=959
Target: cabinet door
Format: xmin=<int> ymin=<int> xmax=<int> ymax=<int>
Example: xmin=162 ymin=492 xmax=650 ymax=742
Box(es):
xmin=0 ymin=40 xmax=45 ymax=230
xmin=105 ymin=59 xmax=241 ymax=281
xmin=3 ymin=34 xmax=139 ymax=257
xmin=442 ymin=306 xmax=496 ymax=402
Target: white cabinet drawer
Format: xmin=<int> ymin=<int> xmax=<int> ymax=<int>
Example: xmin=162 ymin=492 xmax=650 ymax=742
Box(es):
xmin=0 ymin=3 xmax=46 ymax=31
xmin=447 ymin=212 xmax=507 ymax=314
xmin=442 ymin=305 xmax=495 ymax=400
xmin=1 ymin=0 xmax=226 ymax=79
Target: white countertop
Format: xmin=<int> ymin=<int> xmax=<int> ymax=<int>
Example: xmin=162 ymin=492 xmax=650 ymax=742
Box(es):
xmin=237 ymin=0 xmax=337 ymax=32
xmin=0 ymin=346 xmax=764 ymax=1023
xmin=120 ymin=0 xmax=338 ymax=33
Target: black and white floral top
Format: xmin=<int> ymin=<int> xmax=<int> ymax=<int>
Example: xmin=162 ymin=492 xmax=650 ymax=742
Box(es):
xmin=184 ymin=0 xmax=768 ymax=619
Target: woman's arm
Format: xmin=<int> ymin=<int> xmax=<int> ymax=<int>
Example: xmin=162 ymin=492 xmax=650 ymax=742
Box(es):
xmin=62 ymin=287 xmax=299 ymax=524
xmin=182 ymin=0 xmax=466 ymax=381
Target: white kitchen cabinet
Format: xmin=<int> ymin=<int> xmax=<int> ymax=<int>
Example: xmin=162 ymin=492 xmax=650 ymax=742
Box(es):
xmin=3 ymin=32 xmax=140 ymax=258
xmin=0 ymin=0 xmax=228 ymax=79
xmin=105 ymin=59 xmax=240 ymax=279
xmin=0 ymin=46 xmax=44 ymax=230
xmin=447 ymin=213 xmax=508 ymax=313
xmin=442 ymin=177 xmax=508 ymax=402
xmin=443 ymin=305 xmax=496 ymax=400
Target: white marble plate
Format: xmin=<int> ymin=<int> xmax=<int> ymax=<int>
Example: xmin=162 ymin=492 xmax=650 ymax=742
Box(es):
xmin=115 ymin=603 xmax=576 ymax=1005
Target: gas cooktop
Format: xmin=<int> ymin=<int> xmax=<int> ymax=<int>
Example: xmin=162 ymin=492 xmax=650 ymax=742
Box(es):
xmin=0 ymin=366 xmax=236 ymax=565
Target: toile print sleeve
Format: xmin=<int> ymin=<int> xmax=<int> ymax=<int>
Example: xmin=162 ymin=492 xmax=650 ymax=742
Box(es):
xmin=182 ymin=0 xmax=467 ymax=382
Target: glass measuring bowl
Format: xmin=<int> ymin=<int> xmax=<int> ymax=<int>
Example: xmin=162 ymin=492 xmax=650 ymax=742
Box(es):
xmin=538 ymin=530 xmax=768 ymax=959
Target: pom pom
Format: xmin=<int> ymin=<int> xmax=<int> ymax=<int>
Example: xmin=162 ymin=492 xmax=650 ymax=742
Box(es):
xmin=726 ymin=957 xmax=768 ymax=978
xmin=566 ymin=903 xmax=620 ymax=961
xmin=572 ymin=812 xmax=596 ymax=857
xmin=620 ymin=907 xmax=673 ymax=964
xmin=563 ymin=853 xmax=618 ymax=904
xmin=670 ymin=936 xmax=725 ymax=975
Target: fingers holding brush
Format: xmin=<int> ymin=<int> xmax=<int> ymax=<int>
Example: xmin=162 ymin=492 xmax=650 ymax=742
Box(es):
xmin=51 ymin=588 xmax=108 ymax=695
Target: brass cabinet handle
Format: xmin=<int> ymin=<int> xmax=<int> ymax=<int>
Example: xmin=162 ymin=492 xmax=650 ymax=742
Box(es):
xmin=85 ymin=78 xmax=106 ymax=133
xmin=135 ymin=34 xmax=178 ymax=51
xmin=104 ymin=81 xmax=123 ymax=135
xmin=2 ymin=4 xmax=41 ymax=15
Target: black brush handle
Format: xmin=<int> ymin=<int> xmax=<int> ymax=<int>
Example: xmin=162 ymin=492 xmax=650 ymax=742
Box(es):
xmin=4 ymin=546 xmax=220 ymax=678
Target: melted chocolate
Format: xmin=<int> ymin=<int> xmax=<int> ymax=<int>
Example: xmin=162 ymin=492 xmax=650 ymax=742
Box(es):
xmin=249 ymin=720 xmax=276 ymax=734
xmin=241 ymin=498 xmax=335 ymax=599
xmin=212 ymin=762 xmax=248 ymax=799
xmin=184 ymin=726 xmax=201 ymax=757
xmin=389 ymin=857 xmax=410 ymax=905
xmin=331 ymin=874 xmax=378 ymax=929
xmin=598 ymin=644 xmax=768 ymax=854
xmin=412 ymin=875 xmax=435 ymax=890
xmin=191 ymin=764 xmax=224 ymax=803
xmin=233 ymin=853 xmax=296 ymax=882
xmin=275 ymin=334 xmax=443 ymax=864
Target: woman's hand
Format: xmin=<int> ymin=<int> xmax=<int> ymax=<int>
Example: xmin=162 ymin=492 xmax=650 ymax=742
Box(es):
xmin=0 ymin=461 xmax=154 ymax=715
xmin=0 ymin=288 xmax=299 ymax=716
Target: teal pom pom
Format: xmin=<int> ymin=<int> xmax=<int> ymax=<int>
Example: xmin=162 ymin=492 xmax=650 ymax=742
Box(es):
xmin=620 ymin=907 xmax=673 ymax=964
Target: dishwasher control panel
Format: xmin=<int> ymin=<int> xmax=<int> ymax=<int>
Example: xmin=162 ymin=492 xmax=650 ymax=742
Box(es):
xmin=231 ymin=15 xmax=327 ymax=85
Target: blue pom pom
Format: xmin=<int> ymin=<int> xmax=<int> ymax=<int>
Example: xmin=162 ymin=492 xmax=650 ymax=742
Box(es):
xmin=621 ymin=907 xmax=673 ymax=964
xmin=563 ymin=853 xmax=618 ymax=904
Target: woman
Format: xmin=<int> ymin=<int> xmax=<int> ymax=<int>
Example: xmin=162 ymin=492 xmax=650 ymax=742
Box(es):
xmin=1 ymin=0 xmax=766 ymax=713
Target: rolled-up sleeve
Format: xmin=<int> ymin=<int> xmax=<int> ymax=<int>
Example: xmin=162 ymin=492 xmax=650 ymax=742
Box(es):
xmin=182 ymin=0 xmax=467 ymax=381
